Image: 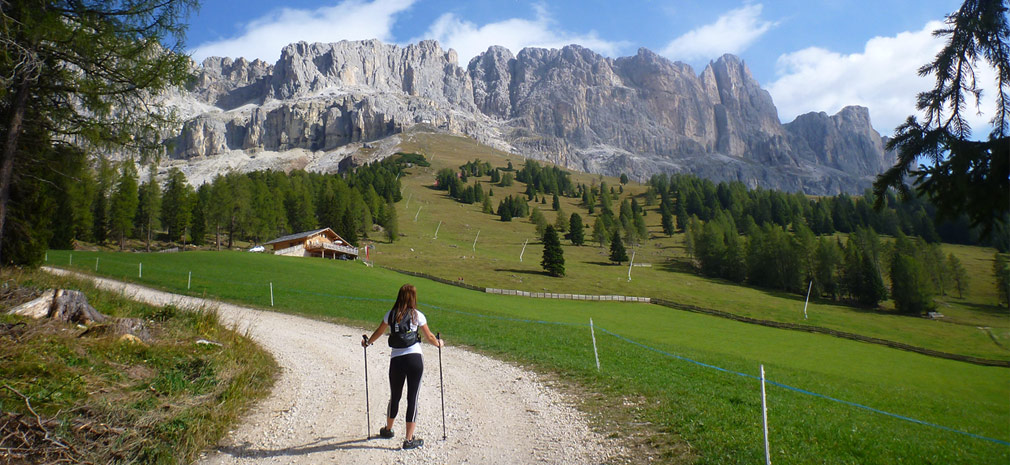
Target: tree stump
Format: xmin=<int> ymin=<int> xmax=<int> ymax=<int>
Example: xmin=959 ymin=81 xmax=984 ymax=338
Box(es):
xmin=48 ymin=290 xmax=108 ymax=325
xmin=7 ymin=288 xmax=151 ymax=343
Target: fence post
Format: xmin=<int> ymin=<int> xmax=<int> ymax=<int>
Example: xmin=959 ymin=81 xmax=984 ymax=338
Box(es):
xmin=414 ymin=205 xmax=422 ymax=222
xmin=519 ymin=238 xmax=528 ymax=262
xmin=270 ymin=282 xmax=274 ymax=307
xmin=761 ymin=364 xmax=771 ymax=465
xmin=95 ymin=257 xmax=99 ymax=271
xmin=69 ymin=254 xmax=72 ymax=266
xmin=188 ymin=271 xmax=192 ymax=290
xmin=628 ymin=250 xmax=636 ymax=282
xmin=590 ymin=318 xmax=600 ymax=371
xmin=139 ymin=263 xmax=142 ymax=278
xmin=472 ymin=230 xmax=480 ymax=253
xmin=803 ymin=281 xmax=812 ymax=319
xmin=434 ymin=221 xmax=442 ymax=239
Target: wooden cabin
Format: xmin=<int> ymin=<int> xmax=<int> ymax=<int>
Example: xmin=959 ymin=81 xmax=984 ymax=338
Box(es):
xmin=264 ymin=228 xmax=359 ymax=260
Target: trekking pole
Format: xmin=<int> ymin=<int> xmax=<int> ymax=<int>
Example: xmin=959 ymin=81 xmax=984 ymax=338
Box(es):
xmin=362 ymin=335 xmax=371 ymax=439
xmin=438 ymin=332 xmax=446 ymax=440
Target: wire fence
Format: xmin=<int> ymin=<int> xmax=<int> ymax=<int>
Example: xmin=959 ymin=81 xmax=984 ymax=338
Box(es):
xmin=43 ymin=251 xmax=1010 ymax=448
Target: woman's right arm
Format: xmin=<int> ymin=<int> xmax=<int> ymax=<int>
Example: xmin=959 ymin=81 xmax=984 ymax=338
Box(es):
xmin=362 ymin=321 xmax=389 ymax=347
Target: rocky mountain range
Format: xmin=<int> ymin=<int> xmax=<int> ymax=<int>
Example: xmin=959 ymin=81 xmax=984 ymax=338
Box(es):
xmin=165 ymin=39 xmax=894 ymax=194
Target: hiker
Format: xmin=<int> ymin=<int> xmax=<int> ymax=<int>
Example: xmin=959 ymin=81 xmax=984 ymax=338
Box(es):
xmin=362 ymin=283 xmax=443 ymax=450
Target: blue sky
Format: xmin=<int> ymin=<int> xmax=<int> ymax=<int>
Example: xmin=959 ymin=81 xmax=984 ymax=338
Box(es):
xmin=184 ymin=0 xmax=998 ymax=136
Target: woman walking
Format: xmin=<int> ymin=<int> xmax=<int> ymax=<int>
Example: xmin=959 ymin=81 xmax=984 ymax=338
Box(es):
xmin=362 ymin=284 xmax=443 ymax=450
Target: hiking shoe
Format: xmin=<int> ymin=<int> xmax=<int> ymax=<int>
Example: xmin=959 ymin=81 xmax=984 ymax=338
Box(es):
xmin=402 ymin=437 xmax=423 ymax=450
xmin=379 ymin=427 xmax=394 ymax=439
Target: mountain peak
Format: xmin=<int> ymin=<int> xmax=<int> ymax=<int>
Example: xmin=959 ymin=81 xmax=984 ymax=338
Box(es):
xmin=174 ymin=39 xmax=889 ymax=195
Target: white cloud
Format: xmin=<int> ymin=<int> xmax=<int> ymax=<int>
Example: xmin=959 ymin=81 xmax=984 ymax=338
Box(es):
xmin=767 ymin=20 xmax=998 ymax=137
xmin=661 ymin=3 xmax=775 ymax=61
xmin=418 ymin=5 xmax=629 ymax=65
xmin=190 ymin=0 xmax=416 ymax=63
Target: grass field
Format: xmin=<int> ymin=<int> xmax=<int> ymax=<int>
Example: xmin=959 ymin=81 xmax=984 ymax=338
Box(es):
xmin=360 ymin=131 xmax=1010 ymax=362
xmin=45 ymin=249 xmax=1010 ymax=464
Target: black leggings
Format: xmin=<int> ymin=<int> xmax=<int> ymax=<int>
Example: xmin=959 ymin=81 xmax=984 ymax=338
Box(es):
xmin=387 ymin=353 xmax=424 ymax=422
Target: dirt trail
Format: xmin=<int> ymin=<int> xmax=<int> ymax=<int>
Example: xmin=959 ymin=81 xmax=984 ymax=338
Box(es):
xmin=46 ymin=268 xmax=618 ymax=464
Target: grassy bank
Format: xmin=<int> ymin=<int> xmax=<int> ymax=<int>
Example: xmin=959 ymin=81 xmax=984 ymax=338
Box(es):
xmin=45 ymin=249 xmax=1010 ymax=464
xmin=0 ymin=268 xmax=277 ymax=464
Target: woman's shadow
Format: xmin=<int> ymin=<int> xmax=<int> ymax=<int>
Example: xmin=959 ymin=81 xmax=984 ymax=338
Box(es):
xmin=216 ymin=436 xmax=394 ymax=458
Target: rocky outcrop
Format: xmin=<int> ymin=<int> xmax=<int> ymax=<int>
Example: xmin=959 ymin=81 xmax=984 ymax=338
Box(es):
xmin=167 ymin=39 xmax=894 ymax=194
xmin=785 ymin=105 xmax=895 ymax=175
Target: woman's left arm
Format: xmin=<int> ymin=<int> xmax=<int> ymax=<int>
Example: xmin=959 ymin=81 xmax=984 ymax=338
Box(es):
xmin=420 ymin=324 xmax=443 ymax=347
xmin=362 ymin=321 xmax=389 ymax=347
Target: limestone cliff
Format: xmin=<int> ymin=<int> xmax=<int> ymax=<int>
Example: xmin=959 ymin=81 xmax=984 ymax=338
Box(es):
xmin=167 ymin=39 xmax=894 ymax=194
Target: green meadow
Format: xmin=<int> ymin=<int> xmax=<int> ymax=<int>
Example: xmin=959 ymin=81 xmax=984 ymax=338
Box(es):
xmin=368 ymin=132 xmax=1010 ymax=362
xmin=46 ymin=249 xmax=1010 ymax=464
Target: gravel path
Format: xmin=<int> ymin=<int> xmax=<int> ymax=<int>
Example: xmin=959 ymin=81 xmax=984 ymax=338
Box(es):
xmin=46 ymin=268 xmax=618 ymax=464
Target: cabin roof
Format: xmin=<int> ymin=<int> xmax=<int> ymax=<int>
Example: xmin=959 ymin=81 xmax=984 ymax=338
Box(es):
xmin=264 ymin=228 xmax=336 ymax=245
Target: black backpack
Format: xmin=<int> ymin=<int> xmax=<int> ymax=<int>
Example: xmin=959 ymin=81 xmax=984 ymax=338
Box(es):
xmin=388 ymin=310 xmax=419 ymax=348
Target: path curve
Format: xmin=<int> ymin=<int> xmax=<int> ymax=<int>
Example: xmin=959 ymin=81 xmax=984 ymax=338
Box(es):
xmin=45 ymin=268 xmax=617 ymax=464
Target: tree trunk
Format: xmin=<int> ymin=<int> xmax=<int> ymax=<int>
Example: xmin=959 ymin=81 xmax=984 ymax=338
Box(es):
xmin=0 ymin=79 xmax=31 ymax=265
xmin=227 ymin=215 xmax=235 ymax=249
xmin=215 ymin=222 xmax=220 ymax=251
xmin=146 ymin=218 xmax=151 ymax=252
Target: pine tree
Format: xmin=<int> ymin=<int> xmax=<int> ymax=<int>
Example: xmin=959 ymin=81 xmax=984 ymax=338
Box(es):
xmin=381 ymin=200 xmax=399 ymax=242
xmin=531 ymin=207 xmax=548 ymax=239
xmin=136 ymin=168 xmax=162 ymax=251
xmin=814 ymin=237 xmax=843 ymax=300
xmin=552 ymin=193 xmax=560 ymax=210
xmin=285 ymin=178 xmax=316 ymax=233
xmin=208 ymin=175 xmax=232 ymax=250
xmin=675 ymin=200 xmax=687 ymax=231
xmin=569 ymin=213 xmax=585 ymax=246
xmin=609 ymin=233 xmax=629 ymax=264
xmin=947 ymin=253 xmax=969 ymax=299
xmin=190 ymin=184 xmax=209 ymax=246
xmin=497 ymin=198 xmax=513 ymax=221
xmin=661 ymin=204 xmax=674 ymax=236
xmin=109 ymin=162 xmax=139 ymax=251
xmin=70 ymin=167 xmax=96 ymax=242
xmin=555 ymin=207 xmax=568 ymax=232
xmin=541 ymin=225 xmax=565 ymax=277
xmin=592 ymin=216 xmax=607 ymax=247
xmin=890 ymin=236 xmax=935 ymax=315
xmin=161 ymin=168 xmax=193 ymax=243
xmin=995 ymin=253 xmax=1010 ymax=308
xmin=92 ymin=190 xmax=108 ymax=245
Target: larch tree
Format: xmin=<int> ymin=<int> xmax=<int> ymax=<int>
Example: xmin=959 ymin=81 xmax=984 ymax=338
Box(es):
xmin=109 ymin=161 xmax=139 ymax=251
xmin=0 ymin=0 xmax=196 ymax=263
xmin=873 ymin=0 xmax=1009 ymax=238
xmin=161 ymin=168 xmax=193 ymax=243
xmin=135 ymin=167 xmax=162 ymax=252
xmin=947 ymin=253 xmax=970 ymax=298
